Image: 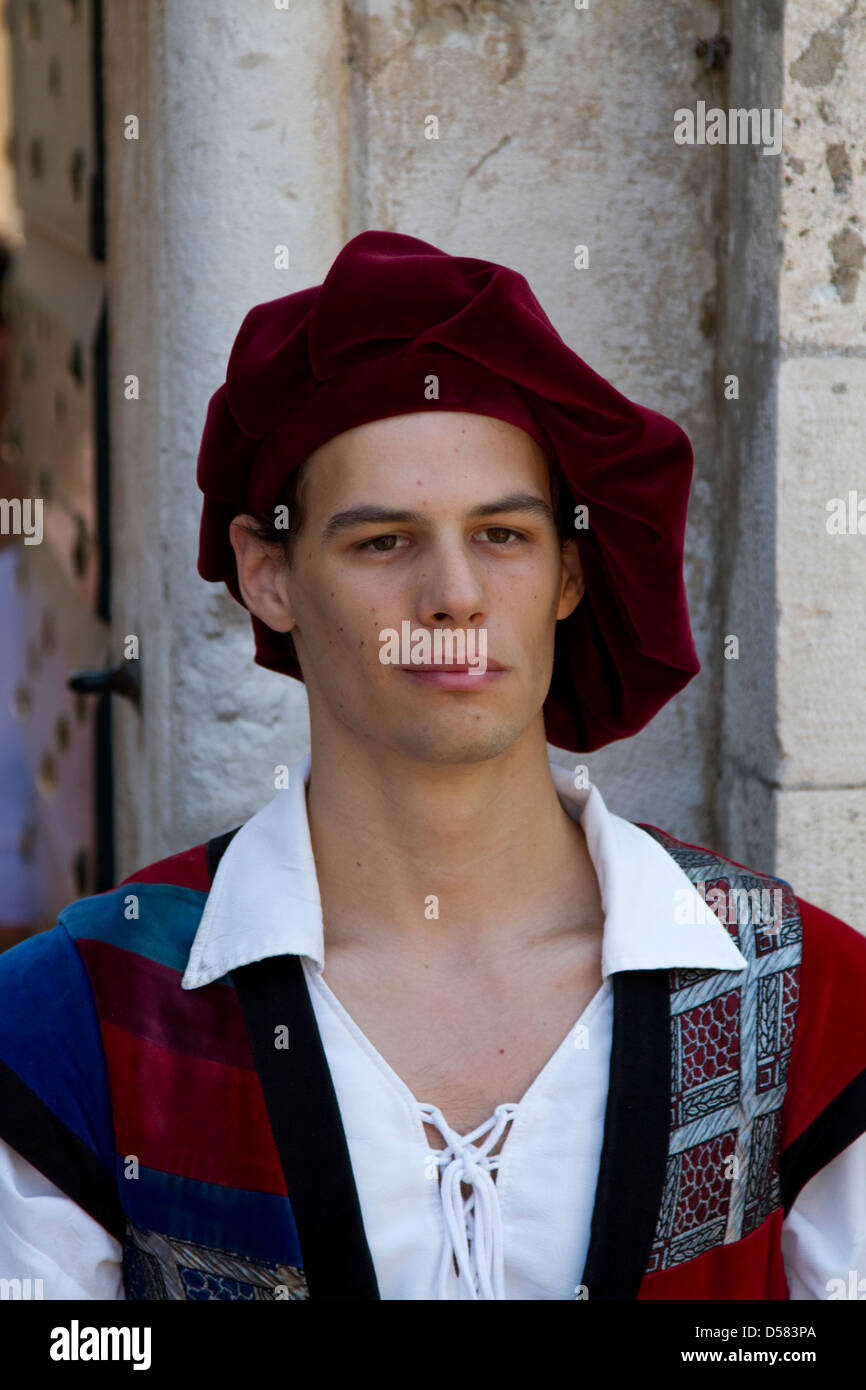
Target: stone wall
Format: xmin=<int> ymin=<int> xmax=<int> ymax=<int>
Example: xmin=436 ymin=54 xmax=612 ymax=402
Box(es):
xmin=100 ymin=0 xmax=864 ymax=927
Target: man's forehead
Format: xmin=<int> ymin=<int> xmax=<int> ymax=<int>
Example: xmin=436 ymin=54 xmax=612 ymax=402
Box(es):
xmin=304 ymin=422 xmax=554 ymax=521
xmin=309 ymin=408 xmax=548 ymax=464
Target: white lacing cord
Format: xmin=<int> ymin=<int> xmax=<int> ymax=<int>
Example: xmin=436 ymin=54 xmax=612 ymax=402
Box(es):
xmin=419 ymin=1100 xmax=519 ymax=1300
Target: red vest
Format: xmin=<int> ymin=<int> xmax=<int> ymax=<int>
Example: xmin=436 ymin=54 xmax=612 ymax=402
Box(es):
xmin=0 ymin=821 xmax=864 ymax=1299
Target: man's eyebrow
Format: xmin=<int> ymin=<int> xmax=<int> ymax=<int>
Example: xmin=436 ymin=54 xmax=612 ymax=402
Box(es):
xmin=320 ymin=491 xmax=555 ymax=542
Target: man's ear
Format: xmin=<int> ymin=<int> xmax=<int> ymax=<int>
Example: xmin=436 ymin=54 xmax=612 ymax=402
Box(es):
xmin=556 ymin=536 xmax=585 ymax=621
xmin=228 ymin=516 xmax=296 ymax=634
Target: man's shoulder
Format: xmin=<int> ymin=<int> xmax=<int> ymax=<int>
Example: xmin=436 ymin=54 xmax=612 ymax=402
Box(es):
xmin=638 ymin=819 xmax=866 ymax=967
xmin=636 ymin=822 xmax=866 ymax=1170
xmin=117 ymin=838 xmax=213 ymax=891
xmin=782 ymin=891 xmax=866 ymax=1167
xmin=637 ymin=820 xmax=789 ymax=888
xmin=0 ymin=837 xmax=222 ymax=993
xmin=51 ymin=837 xmax=224 ymax=971
xmin=793 ymin=892 xmax=866 ymax=973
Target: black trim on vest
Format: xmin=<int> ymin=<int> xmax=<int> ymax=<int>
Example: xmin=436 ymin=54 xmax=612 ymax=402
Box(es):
xmin=205 ymin=825 xmax=243 ymax=884
xmin=579 ymin=970 xmax=672 ymax=1300
xmin=232 ymin=955 xmax=380 ymax=1300
xmin=780 ymin=1067 xmax=866 ymax=1214
xmin=207 ymin=827 xmax=376 ymax=1298
xmin=207 ymin=830 xmax=672 ymax=1302
xmin=0 ymin=1058 xmax=126 ymax=1242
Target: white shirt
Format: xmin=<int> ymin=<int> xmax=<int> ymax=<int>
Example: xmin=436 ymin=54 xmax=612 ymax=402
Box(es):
xmin=1 ymin=751 xmax=864 ymax=1299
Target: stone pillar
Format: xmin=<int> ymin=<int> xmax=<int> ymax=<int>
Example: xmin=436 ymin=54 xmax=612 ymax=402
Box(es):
xmin=775 ymin=1 xmax=865 ymax=922
xmin=102 ymin=0 xmax=348 ymax=872
xmin=719 ymin=0 xmax=865 ymax=926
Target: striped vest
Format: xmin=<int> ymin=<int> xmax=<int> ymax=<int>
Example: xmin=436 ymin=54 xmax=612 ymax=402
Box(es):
xmin=1 ymin=822 xmax=864 ymax=1300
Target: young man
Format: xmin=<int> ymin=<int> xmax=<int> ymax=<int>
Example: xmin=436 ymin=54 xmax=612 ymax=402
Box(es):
xmin=0 ymin=231 xmax=864 ymax=1301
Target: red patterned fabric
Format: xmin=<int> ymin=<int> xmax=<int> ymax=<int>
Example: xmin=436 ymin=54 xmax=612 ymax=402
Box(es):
xmin=118 ymin=842 xmax=211 ymax=893
xmin=640 ymin=1210 xmax=789 ymax=1300
xmin=782 ymin=896 xmax=866 ymax=1148
xmin=100 ymin=1018 xmax=286 ymax=1194
xmin=640 ymin=822 xmax=866 ymax=1150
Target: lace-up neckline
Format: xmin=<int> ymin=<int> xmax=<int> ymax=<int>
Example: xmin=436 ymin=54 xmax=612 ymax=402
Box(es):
xmin=419 ymin=1100 xmax=519 ymax=1300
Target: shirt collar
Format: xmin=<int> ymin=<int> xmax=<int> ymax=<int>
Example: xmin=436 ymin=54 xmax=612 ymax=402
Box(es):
xmin=181 ymin=750 xmax=746 ymax=991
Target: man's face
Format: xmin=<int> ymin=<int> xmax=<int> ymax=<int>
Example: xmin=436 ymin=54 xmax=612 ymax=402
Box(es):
xmin=230 ymin=410 xmax=584 ymax=765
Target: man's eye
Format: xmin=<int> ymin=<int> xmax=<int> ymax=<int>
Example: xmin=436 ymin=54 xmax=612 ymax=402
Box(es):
xmin=356 ymin=528 xmax=525 ymax=552
xmin=357 ymin=534 xmax=407 ymax=552
xmin=482 ymin=527 xmax=524 ymax=544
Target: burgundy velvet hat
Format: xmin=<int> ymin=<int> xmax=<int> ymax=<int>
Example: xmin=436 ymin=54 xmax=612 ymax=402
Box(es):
xmin=196 ymin=229 xmax=700 ymax=753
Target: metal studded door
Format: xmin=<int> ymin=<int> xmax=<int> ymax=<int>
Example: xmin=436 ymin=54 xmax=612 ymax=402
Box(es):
xmin=2 ymin=0 xmax=126 ymax=931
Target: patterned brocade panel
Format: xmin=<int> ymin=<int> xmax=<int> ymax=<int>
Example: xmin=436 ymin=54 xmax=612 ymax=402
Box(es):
xmin=636 ymin=829 xmax=803 ymax=1277
xmin=671 ymin=988 xmax=741 ymax=1128
xmin=648 ymin=1130 xmax=737 ymax=1270
xmin=756 ymin=968 xmax=798 ymax=1093
xmin=123 ymin=1221 xmax=309 ymax=1301
xmin=742 ymin=1108 xmax=784 ymax=1238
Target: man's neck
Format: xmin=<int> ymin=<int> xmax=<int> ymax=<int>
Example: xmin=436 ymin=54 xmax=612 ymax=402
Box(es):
xmin=304 ymin=731 xmax=603 ymax=967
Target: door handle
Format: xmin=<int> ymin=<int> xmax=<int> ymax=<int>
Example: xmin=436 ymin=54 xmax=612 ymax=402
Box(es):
xmin=67 ymin=660 xmax=141 ymax=707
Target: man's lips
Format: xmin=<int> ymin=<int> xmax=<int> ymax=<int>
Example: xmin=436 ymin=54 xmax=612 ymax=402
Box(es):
xmin=397 ymin=659 xmax=506 ymax=690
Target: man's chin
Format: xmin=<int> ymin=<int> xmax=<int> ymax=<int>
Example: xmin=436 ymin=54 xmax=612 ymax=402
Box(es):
xmin=383 ymin=714 xmax=533 ymax=766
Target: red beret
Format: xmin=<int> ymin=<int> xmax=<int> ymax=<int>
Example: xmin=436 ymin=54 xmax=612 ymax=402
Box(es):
xmin=196 ymin=229 xmax=700 ymax=753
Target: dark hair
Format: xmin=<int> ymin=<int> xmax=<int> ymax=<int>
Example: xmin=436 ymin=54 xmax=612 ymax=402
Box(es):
xmin=235 ymin=452 xmax=576 ymax=565
xmin=234 ymin=455 xmax=312 ymax=564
